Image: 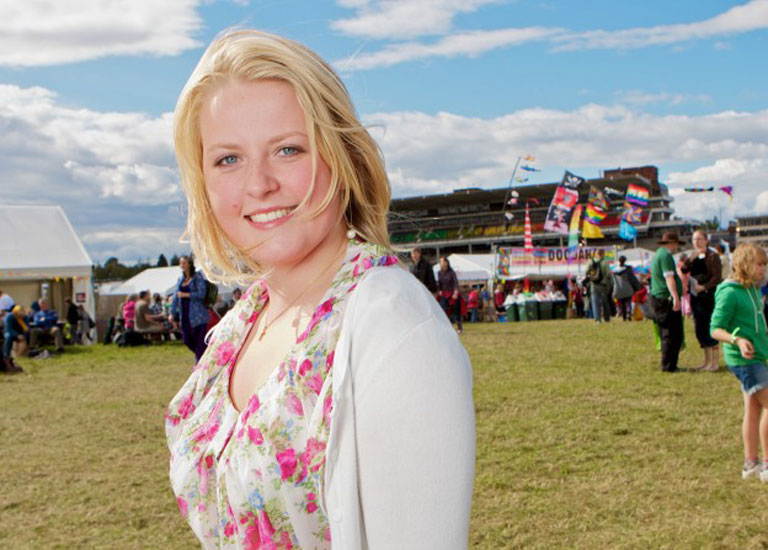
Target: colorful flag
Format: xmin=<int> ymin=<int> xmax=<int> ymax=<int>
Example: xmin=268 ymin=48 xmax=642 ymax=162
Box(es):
xmin=719 ymin=186 xmax=734 ymax=201
xmin=568 ymin=204 xmax=582 ymax=250
xmin=584 ymin=203 xmax=607 ymax=224
xmin=587 ymin=186 xmax=608 ymax=211
xmin=625 ymin=183 xmax=650 ymax=206
xmin=684 ymin=187 xmax=714 ymax=193
xmin=618 ymin=220 xmax=638 ymax=241
xmin=520 ymin=165 xmax=541 ymax=172
xmin=543 ymin=185 xmax=579 ymax=235
xmin=562 ymin=171 xmax=585 ymax=189
xmin=515 ymin=176 xmax=528 ymax=183
xmin=524 ymin=155 xmax=536 ymax=161
xmin=582 ymin=218 xmax=604 ymax=239
xmin=524 ymin=202 xmax=533 ymax=256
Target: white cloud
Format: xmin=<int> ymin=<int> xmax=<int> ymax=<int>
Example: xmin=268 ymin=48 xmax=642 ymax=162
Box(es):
xmin=552 ymin=0 xmax=768 ymax=51
xmin=337 ymin=26 xmax=560 ymax=70
xmin=614 ymin=90 xmax=711 ymax=107
xmin=0 ymin=0 xmax=204 ymax=67
xmin=333 ymin=1 xmax=768 ymax=70
xmin=365 ymin=105 xmax=768 ymax=224
xmin=0 ymin=84 xmax=183 ymax=262
xmin=65 ymin=161 xmax=181 ymax=204
xmin=331 ymin=0 xmax=501 ymax=40
xmin=81 ymin=228 xmax=189 ymax=263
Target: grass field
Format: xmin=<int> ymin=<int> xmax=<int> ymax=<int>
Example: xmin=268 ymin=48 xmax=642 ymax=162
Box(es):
xmin=2 ymin=319 xmax=768 ymax=549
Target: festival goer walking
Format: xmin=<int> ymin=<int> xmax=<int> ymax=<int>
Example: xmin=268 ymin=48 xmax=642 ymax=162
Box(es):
xmin=588 ymin=249 xmax=612 ymax=323
xmin=612 ymin=255 xmax=639 ymax=321
xmin=467 ymin=286 xmax=480 ymax=322
xmin=165 ymin=30 xmax=474 ymax=550
xmin=170 ymin=255 xmax=210 ymax=363
xmin=710 ymin=243 xmax=768 ymax=480
xmin=409 ymin=246 xmax=437 ymax=295
xmin=681 ymin=230 xmax=722 ymax=371
xmin=438 ymin=256 xmax=463 ymax=333
xmin=650 ymin=232 xmax=685 ymax=372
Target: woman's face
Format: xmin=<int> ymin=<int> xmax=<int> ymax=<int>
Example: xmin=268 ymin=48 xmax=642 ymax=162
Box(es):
xmin=440 ymin=258 xmax=448 ymax=271
xmin=692 ymin=231 xmax=707 ymax=252
xmin=180 ymin=257 xmax=190 ymax=275
xmin=199 ymin=78 xmax=343 ymax=271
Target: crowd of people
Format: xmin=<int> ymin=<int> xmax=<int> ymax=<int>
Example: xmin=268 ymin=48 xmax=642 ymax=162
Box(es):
xmin=110 ymin=255 xmax=246 ymax=363
xmin=0 ymin=291 xmax=94 ymax=373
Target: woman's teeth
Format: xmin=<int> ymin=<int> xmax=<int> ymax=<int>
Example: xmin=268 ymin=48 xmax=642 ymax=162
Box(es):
xmin=248 ymin=208 xmax=292 ymax=223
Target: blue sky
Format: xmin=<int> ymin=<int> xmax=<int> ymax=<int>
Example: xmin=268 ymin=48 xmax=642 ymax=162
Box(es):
xmin=1 ymin=0 xmax=767 ymax=263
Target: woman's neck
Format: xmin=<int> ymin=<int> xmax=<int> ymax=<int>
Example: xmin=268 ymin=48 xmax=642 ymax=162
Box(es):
xmin=262 ymin=223 xmax=348 ymax=314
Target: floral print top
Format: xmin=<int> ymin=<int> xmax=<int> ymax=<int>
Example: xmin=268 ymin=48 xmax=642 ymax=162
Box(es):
xmin=166 ymin=239 xmax=398 ymax=549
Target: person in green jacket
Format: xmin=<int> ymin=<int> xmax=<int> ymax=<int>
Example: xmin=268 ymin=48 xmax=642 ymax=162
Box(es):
xmin=710 ymin=243 xmax=768 ymax=481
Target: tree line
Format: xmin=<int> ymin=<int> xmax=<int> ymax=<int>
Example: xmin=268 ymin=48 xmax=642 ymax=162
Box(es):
xmin=93 ymin=254 xmax=181 ymax=282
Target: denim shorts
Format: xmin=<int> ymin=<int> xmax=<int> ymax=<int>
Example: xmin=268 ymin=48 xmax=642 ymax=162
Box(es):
xmin=727 ymin=363 xmax=768 ymax=395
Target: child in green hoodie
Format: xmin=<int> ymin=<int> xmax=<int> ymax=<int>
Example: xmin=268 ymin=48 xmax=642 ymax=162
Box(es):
xmin=711 ymin=243 xmax=768 ymax=481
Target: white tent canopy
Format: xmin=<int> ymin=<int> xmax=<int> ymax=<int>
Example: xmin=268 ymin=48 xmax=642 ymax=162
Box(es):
xmin=100 ymin=266 xmax=238 ymax=298
xmin=433 ymin=254 xmax=495 ymax=282
xmin=0 ymin=205 xmax=92 ymax=278
xmin=0 ymin=205 xmax=95 ymax=327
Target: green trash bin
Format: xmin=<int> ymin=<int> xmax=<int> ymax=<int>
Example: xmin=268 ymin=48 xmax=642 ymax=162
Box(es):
xmin=539 ymin=300 xmax=553 ymax=320
xmin=506 ymin=303 xmax=519 ymax=322
xmin=524 ymin=300 xmax=539 ymax=321
xmin=516 ymin=301 xmax=528 ymax=322
xmin=553 ymin=300 xmax=567 ymax=319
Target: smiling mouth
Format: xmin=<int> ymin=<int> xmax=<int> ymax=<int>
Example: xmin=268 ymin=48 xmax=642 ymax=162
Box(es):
xmin=246 ymin=207 xmax=295 ymax=224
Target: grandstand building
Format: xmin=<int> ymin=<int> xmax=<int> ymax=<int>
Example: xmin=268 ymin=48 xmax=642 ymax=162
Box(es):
xmin=736 ymin=214 xmax=768 ymax=249
xmin=389 ymin=165 xmax=693 ymax=256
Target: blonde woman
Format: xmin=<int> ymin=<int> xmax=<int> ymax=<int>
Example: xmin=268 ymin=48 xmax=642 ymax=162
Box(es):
xmin=165 ymin=30 xmax=475 ymax=548
xmin=711 ymin=243 xmax=768 ymax=480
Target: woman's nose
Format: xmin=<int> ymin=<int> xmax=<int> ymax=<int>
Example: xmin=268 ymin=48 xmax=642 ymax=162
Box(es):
xmin=245 ymin=158 xmax=279 ymax=197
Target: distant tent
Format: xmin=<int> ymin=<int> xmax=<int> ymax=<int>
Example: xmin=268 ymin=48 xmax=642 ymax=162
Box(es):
xmin=100 ymin=266 xmax=238 ymax=299
xmin=0 ymin=205 xmax=95 ymax=331
xmin=433 ymin=254 xmax=495 ymax=283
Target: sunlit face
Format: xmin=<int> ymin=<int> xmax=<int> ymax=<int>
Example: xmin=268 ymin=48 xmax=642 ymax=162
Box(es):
xmin=180 ymin=257 xmax=191 ymax=276
xmin=199 ymin=78 xmax=343 ymax=270
xmin=692 ymin=231 xmax=707 ymax=252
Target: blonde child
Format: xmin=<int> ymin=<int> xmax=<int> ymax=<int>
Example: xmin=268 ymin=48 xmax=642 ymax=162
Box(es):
xmin=710 ymin=243 xmax=768 ymax=480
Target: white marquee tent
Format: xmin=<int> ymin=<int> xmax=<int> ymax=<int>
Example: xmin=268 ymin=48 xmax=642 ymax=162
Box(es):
xmin=0 ymin=205 xmax=95 ymax=323
xmin=433 ymin=254 xmax=495 ymax=283
xmin=100 ymin=266 xmax=238 ymax=299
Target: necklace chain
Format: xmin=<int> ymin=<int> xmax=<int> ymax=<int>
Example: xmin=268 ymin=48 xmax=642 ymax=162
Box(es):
xmin=258 ymin=242 xmax=347 ymax=341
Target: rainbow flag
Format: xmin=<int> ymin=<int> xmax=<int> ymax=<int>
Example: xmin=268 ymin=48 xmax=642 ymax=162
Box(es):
xmin=625 ymin=183 xmax=650 ymax=206
xmin=584 ymin=204 xmax=606 ymax=225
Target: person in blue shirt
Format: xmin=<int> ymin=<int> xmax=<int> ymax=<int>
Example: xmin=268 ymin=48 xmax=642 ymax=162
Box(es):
xmin=170 ymin=255 xmax=210 ymax=363
xmin=30 ymin=297 xmax=64 ymax=352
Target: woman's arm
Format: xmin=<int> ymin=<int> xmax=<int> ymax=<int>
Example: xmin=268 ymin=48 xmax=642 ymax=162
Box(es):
xmin=189 ymin=275 xmax=207 ymax=300
xmin=349 ymin=270 xmax=475 ymax=548
xmin=712 ymin=327 xmax=754 ymax=359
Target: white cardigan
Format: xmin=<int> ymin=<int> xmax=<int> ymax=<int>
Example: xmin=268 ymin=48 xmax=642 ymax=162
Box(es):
xmin=324 ymin=265 xmax=476 ymax=549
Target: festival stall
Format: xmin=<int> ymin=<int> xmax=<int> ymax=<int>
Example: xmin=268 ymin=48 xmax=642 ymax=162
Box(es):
xmin=0 ymin=205 xmax=95 ymax=334
xmin=431 ymin=253 xmax=495 ymax=285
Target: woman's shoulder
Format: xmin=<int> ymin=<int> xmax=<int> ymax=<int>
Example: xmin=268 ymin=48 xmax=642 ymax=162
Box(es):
xmin=350 ymin=264 xmax=442 ymax=325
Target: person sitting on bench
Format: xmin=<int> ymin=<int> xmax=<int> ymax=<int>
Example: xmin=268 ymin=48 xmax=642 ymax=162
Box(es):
xmin=135 ymin=290 xmax=169 ymax=339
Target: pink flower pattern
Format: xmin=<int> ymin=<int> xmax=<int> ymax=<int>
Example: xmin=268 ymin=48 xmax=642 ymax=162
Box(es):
xmin=165 ymin=239 xmax=398 ymax=549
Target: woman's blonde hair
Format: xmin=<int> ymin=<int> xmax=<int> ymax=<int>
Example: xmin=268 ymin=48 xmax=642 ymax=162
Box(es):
xmin=174 ymin=29 xmax=391 ymax=284
xmin=731 ymin=243 xmax=768 ymax=286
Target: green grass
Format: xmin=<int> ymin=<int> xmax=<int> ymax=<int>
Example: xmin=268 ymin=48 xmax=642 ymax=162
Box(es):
xmin=2 ymin=321 xmax=768 ymax=549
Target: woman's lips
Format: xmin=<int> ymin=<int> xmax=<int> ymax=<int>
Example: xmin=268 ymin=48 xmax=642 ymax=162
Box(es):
xmin=244 ymin=207 xmax=295 ymax=229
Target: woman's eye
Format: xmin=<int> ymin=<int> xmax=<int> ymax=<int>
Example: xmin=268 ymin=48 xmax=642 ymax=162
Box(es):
xmin=216 ymin=155 xmax=238 ymax=166
xmin=278 ymin=146 xmax=300 ymax=157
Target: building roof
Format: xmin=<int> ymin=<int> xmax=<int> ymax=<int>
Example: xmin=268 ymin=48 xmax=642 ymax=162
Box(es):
xmin=0 ymin=205 xmax=93 ymax=279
